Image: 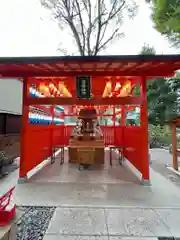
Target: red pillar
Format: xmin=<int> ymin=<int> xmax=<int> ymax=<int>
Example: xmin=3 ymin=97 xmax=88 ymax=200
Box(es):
xmin=121 ymin=106 xmax=125 ymax=126
xmin=50 ymin=105 xmax=55 ymax=154
xmin=140 ymin=76 xmax=150 ymax=185
xmin=121 ymin=106 xmax=125 ymax=155
xmin=113 ymin=105 xmax=116 ymax=145
xmin=19 ymin=77 xmax=29 ymax=182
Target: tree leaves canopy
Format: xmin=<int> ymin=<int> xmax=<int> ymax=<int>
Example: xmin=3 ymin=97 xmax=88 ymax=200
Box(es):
xmin=139 ymin=43 xmax=179 ymax=125
xmin=149 ymin=0 xmax=180 ymax=48
xmin=139 ymin=43 xmax=156 ymax=55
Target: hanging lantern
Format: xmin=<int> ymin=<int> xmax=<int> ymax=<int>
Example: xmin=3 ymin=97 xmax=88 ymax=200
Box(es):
xmin=58 ymin=82 xmax=72 ymax=97
xmin=53 ymin=88 xmax=58 ymax=97
xmin=103 ymin=81 xmax=112 ymax=98
xmin=39 ymin=83 xmax=50 ymax=97
xmin=62 ymin=86 xmax=72 ymax=97
xmin=119 ymin=80 xmax=131 ymax=97
xmin=58 ymin=82 xmax=64 ymax=95
xmin=49 ymin=83 xmax=55 ymax=96
xmin=114 ymin=82 xmax=121 ymax=97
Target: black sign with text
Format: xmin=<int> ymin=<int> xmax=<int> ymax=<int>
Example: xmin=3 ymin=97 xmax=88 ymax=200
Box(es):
xmin=76 ymin=76 xmax=91 ymax=99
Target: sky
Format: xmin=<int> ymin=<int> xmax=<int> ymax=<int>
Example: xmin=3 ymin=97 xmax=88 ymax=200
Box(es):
xmin=0 ymin=0 xmax=178 ymax=57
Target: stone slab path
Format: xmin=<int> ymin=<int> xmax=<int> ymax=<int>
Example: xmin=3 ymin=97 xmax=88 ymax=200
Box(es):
xmin=1 ymin=149 xmax=180 ymax=238
xmin=43 ymin=206 xmax=180 ymax=239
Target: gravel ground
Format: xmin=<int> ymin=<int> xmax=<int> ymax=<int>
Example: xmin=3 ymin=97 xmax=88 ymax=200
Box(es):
xmin=16 ymin=206 xmax=56 ymax=240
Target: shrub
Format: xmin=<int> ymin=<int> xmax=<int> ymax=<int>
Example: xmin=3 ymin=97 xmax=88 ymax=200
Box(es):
xmin=148 ymin=124 xmax=172 ymax=148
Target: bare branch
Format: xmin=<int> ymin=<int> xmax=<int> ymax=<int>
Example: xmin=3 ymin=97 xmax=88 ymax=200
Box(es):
xmin=101 ymin=0 xmax=126 ymax=27
xmin=41 ymin=0 xmax=137 ymax=56
xmin=99 ymin=1 xmax=126 ymax=42
xmin=94 ymin=28 xmax=119 ymax=54
xmin=86 ymin=0 xmax=92 ymax=55
xmin=74 ymin=0 xmax=86 ymax=55
xmin=94 ymin=0 xmax=101 ymax=55
xmin=62 ymin=0 xmax=84 ymax=55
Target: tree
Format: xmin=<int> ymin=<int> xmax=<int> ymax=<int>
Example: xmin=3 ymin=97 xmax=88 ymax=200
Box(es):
xmin=133 ymin=44 xmax=156 ymax=95
xmin=137 ymin=44 xmax=179 ymax=125
xmin=148 ymin=0 xmax=180 ymax=48
xmin=139 ymin=43 xmax=156 ymax=55
xmin=147 ymin=77 xmax=178 ymax=125
xmin=40 ymin=0 xmax=137 ymax=56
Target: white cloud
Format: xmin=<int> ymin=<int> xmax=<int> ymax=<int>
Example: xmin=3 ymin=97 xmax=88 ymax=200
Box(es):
xmin=0 ymin=0 xmax=177 ymax=56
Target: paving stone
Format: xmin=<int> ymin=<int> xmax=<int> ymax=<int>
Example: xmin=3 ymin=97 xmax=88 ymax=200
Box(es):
xmin=110 ymin=238 xmax=157 ymax=240
xmin=105 ymin=208 xmax=171 ymax=237
xmin=155 ymin=209 xmax=180 ymax=237
xmin=43 ymin=235 xmax=108 ymax=240
xmin=46 ymin=208 xmax=108 ymax=235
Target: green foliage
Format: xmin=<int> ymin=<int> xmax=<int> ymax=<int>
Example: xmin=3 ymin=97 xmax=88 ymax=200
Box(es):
xmin=150 ymin=0 xmax=180 ymax=48
xmin=147 ymin=77 xmax=178 ymax=125
xmin=139 ymin=43 xmax=156 ymax=55
xmin=137 ymin=44 xmax=180 ymax=126
xmin=148 ymin=124 xmax=172 ymax=147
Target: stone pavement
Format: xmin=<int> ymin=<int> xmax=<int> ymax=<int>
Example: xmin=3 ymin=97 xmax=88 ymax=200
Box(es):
xmin=42 ymin=206 xmax=180 ymax=239
xmin=151 ymin=148 xmax=180 ymax=188
xmin=43 ymin=237 xmax=158 ymax=240
xmin=1 ymin=149 xmax=180 ymax=238
xmin=12 ymin=154 xmax=180 ymax=208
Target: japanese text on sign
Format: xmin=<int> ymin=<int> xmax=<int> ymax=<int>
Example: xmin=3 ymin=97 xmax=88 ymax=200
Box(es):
xmin=76 ymin=76 xmax=91 ymax=99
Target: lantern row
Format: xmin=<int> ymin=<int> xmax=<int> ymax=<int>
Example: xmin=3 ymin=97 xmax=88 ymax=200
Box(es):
xmin=29 ymin=87 xmax=64 ymax=114
xmin=28 ymin=112 xmax=64 ymax=125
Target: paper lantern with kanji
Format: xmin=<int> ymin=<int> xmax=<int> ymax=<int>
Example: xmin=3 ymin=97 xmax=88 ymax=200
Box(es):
xmin=39 ymin=83 xmax=50 ymax=97
xmin=103 ymin=81 xmax=112 ymax=98
xmin=119 ymin=80 xmax=132 ymax=97
xmin=113 ymin=82 xmax=121 ymax=97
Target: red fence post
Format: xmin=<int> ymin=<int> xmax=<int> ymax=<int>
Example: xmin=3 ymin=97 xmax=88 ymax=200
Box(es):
xmin=19 ymin=77 xmax=29 ymax=183
xmin=121 ymin=106 xmax=125 ymax=126
xmin=50 ymin=105 xmax=54 ymax=155
xmin=121 ymin=106 xmax=125 ymax=156
xmin=113 ymin=105 xmax=116 ymax=144
xmin=140 ymin=76 xmax=150 ymax=185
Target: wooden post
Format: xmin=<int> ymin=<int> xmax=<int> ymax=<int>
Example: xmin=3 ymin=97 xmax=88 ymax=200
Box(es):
xmin=172 ymin=123 xmax=178 ymax=170
xmin=19 ymin=78 xmax=29 ymax=183
xmin=140 ymin=76 xmax=150 ymax=185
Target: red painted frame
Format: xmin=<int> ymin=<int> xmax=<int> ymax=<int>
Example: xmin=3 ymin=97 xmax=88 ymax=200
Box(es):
xmin=19 ymin=75 xmax=150 ymax=182
xmin=1 ymin=54 xmax=178 ymax=183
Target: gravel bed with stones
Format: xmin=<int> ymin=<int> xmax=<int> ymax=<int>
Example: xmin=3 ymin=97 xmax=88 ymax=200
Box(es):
xmin=16 ymin=206 xmax=56 ymax=240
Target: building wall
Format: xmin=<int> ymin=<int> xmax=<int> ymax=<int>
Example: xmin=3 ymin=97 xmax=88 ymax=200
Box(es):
xmin=0 ymin=78 xmax=22 ymax=115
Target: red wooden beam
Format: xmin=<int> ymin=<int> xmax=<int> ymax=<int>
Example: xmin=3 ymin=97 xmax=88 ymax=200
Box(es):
xmin=61 ymin=114 xmax=114 ymax=117
xmin=0 ymin=68 xmax=176 ymax=78
xmin=26 ymin=96 xmax=142 ymax=106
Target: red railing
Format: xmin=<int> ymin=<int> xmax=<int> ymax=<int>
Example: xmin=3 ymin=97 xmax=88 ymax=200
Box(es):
xmin=122 ymin=126 xmax=143 ymax=172
xmin=0 ymin=186 xmax=16 ymax=226
xmin=23 ymin=124 xmax=143 ymax=175
xmin=23 ymin=125 xmax=52 ymax=173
